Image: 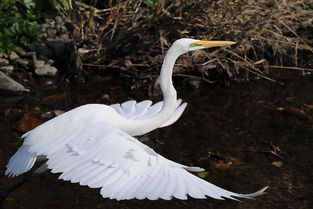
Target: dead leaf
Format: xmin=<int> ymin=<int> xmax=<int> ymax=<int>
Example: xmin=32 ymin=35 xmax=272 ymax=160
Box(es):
xmin=214 ymin=160 xmax=232 ymax=171
xmin=42 ymin=93 xmax=66 ymax=106
xmin=178 ymin=30 xmax=190 ymax=35
xmin=272 ymin=161 xmax=283 ymax=167
xmin=275 ymin=107 xmax=285 ymax=111
xmin=4 ymin=197 xmax=15 ymax=203
xmin=16 ymin=114 xmax=43 ymax=133
xmin=277 ymin=106 xmax=309 ymax=120
xmin=124 ymin=59 xmax=133 ymax=67
xmin=196 ymin=171 xmax=210 ymax=178
xmin=229 ymin=157 xmax=245 ymax=166
xmin=305 ymin=104 xmax=313 ymax=110
xmin=101 ymin=94 xmax=110 ymax=100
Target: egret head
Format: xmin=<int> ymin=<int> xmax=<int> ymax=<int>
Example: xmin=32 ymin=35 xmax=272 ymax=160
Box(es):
xmin=171 ymin=38 xmax=236 ymax=55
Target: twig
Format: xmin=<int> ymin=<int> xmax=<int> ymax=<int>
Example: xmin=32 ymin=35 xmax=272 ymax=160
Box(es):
xmin=269 ymin=65 xmax=313 ymax=72
xmin=240 ymin=66 xmax=284 ymax=85
xmin=225 ymin=49 xmax=265 ymax=75
xmin=277 ymin=19 xmax=313 ymax=54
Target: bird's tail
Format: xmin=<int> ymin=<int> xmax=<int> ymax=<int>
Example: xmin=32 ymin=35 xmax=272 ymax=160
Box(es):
xmin=5 ymin=145 xmax=37 ymax=177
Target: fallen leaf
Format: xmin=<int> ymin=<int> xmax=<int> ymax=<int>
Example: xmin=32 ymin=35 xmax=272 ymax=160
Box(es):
xmin=215 ymin=160 xmax=232 ymax=171
xmin=196 ymin=171 xmax=210 ymax=178
xmin=275 ymin=107 xmax=284 ymax=111
xmin=101 ymin=94 xmax=110 ymax=100
xmin=16 ymin=114 xmax=43 ymax=133
xmin=4 ymin=197 xmax=15 ymax=203
xmin=305 ymin=104 xmax=313 ymax=110
xmin=124 ymin=59 xmax=133 ymax=67
xmin=272 ymin=161 xmax=283 ymax=167
xmin=229 ymin=157 xmax=245 ymax=166
xmin=277 ymin=106 xmax=309 ymax=120
xmin=42 ymin=93 xmax=66 ymax=106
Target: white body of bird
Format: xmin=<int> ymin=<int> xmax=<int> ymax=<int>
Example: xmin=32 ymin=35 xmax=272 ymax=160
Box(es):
xmin=5 ymin=38 xmax=267 ymax=201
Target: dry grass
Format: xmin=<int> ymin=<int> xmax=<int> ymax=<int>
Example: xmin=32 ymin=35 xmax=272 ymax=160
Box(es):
xmin=64 ymin=0 xmax=313 ymax=83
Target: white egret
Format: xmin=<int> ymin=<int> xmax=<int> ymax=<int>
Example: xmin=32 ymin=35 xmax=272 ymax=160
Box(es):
xmin=5 ymin=38 xmax=267 ymax=201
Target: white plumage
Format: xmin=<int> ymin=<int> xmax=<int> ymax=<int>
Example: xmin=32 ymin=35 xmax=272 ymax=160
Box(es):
xmin=5 ymin=38 xmax=267 ymax=201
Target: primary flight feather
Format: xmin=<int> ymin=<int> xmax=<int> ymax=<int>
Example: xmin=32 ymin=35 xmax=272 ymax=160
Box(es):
xmin=5 ymin=38 xmax=267 ymax=201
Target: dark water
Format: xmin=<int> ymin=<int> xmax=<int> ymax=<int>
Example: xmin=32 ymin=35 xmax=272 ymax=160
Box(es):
xmin=1 ymin=73 xmax=313 ymax=209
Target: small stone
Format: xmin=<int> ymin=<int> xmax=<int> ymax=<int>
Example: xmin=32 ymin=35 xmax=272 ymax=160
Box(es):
xmin=15 ymin=58 xmax=29 ymax=68
xmin=9 ymin=51 xmax=20 ymax=60
xmin=42 ymin=23 xmax=49 ymax=29
xmin=47 ymin=27 xmax=57 ymax=37
xmin=59 ymin=33 xmax=70 ymax=42
xmin=0 ymin=65 xmax=14 ymax=73
xmin=0 ymin=71 xmax=28 ymax=93
xmin=55 ymin=16 xmax=63 ymax=25
xmin=16 ymin=48 xmax=27 ymax=56
xmin=34 ymin=60 xmax=45 ymax=68
xmin=35 ymin=64 xmax=58 ymax=76
xmin=47 ymin=59 xmax=54 ymax=65
xmin=101 ymin=94 xmax=110 ymax=100
xmin=0 ymin=58 xmax=9 ymax=65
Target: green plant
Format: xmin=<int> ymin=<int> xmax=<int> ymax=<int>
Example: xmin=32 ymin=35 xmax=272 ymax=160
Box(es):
xmin=0 ymin=0 xmax=39 ymax=56
xmin=0 ymin=0 xmax=70 ymax=56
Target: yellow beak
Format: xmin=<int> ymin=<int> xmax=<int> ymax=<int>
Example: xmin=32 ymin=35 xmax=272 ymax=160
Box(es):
xmin=190 ymin=40 xmax=236 ymax=48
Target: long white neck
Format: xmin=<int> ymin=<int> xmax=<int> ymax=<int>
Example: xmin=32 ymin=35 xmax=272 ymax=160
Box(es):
xmin=122 ymin=47 xmax=181 ymax=136
xmin=159 ymin=47 xmax=180 ymax=112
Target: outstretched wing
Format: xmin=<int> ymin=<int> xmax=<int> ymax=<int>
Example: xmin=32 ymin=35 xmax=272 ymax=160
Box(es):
xmin=20 ymin=122 xmax=266 ymax=200
xmin=110 ymin=99 xmax=187 ymax=128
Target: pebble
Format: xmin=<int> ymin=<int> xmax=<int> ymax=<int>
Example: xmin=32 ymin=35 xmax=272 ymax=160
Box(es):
xmin=35 ymin=64 xmax=58 ymax=76
xmin=55 ymin=16 xmax=63 ymax=25
xmin=34 ymin=60 xmax=45 ymax=68
xmin=9 ymin=51 xmax=20 ymax=60
xmin=15 ymin=58 xmax=29 ymax=68
xmin=0 ymin=65 xmax=14 ymax=73
xmin=0 ymin=58 xmax=9 ymax=65
xmin=47 ymin=27 xmax=57 ymax=37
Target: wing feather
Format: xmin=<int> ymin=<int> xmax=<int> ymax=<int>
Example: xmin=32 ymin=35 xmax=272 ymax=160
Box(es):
xmin=21 ymin=121 xmax=266 ymax=200
xmin=110 ymin=99 xmax=187 ymax=127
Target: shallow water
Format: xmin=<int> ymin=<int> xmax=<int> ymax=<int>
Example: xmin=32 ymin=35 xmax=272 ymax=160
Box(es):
xmin=1 ymin=73 xmax=313 ymax=209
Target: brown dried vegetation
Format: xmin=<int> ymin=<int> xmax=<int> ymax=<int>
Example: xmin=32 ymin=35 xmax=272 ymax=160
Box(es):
xmin=65 ymin=0 xmax=313 ymax=83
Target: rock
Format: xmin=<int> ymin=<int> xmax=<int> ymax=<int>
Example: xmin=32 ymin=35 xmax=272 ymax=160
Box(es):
xmin=46 ymin=40 xmax=66 ymax=57
xmin=34 ymin=60 xmax=45 ymax=68
xmin=16 ymin=48 xmax=27 ymax=56
xmin=47 ymin=27 xmax=57 ymax=37
xmin=0 ymin=71 xmax=29 ymax=93
xmin=0 ymin=65 xmax=14 ymax=73
xmin=59 ymin=33 xmax=70 ymax=42
xmin=55 ymin=16 xmax=63 ymax=25
xmin=35 ymin=64 xmax=58 ymax=76
xmin=0 ymin=58 xmax=9 ymax=66
xmin=15 ymin=58 xmax=29 ymax=68
xmin=9 ymin=51 xmax=20 ymax=60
